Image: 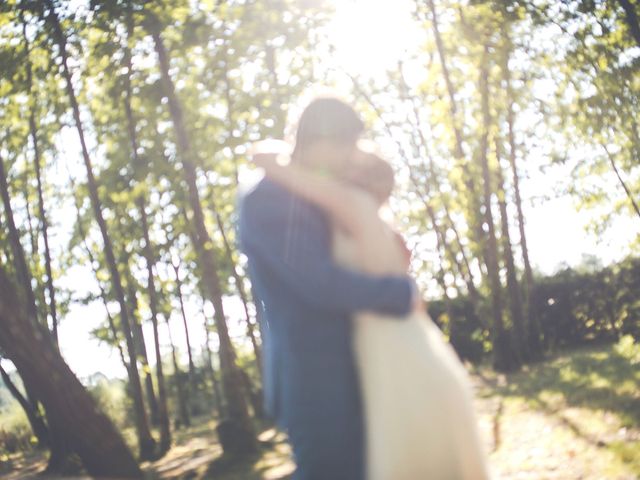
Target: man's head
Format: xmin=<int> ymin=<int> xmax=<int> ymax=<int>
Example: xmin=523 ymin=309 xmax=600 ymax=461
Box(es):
xmin=291 ymin=97 xmax=364 ymax=172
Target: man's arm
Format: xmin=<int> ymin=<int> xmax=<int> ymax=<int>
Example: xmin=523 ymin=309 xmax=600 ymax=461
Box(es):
xmin=239 ymin=181 xmax=414 ymax=316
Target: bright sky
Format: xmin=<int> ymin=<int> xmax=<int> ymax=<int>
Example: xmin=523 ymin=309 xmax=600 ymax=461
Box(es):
xmin=2 ymin=0 xmax=637 ymax=381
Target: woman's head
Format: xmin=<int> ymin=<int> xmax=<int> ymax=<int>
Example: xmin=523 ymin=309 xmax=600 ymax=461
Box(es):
xmin=291 ymin=96 xmax=364 ymax=171
xmin=343 ymin=149 xmax=395 ymax=205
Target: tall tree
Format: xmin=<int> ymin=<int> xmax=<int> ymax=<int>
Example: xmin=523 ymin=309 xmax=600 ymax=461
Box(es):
xmin=213 ymin=208 xmax=262 ymax=373
xmin=145 ymin=13 xmax=256 ymax=454
xmin=201 ymin=300 xmax=224 ymax=416
xmin=122 ymin=4 xmax=171 ymax=451
xmin=0 ymin=152 xmax=39 ymax=324
xmin=495 ymin=142 xmax=529 ymax=361
xmin=478 ymin=45 xmax=519 ymax=371
xmin=498 ymin=19 xmax=542 ymax=355
xmin=19 ymin=10 xmax=58 ymax=343
xmin=171 ymin=260 xmax=196 ymax=384
xmin=40 ymin=0 xmax=156 ymax=459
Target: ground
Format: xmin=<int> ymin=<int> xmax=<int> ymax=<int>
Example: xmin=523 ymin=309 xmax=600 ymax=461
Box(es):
xmin=1 ymin=341 xmax=639 ymax=479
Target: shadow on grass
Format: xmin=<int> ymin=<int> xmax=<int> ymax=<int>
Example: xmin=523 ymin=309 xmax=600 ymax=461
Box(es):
xmin=495 ymin=343 xmax=640 ymax=428
xmin=483 ymin=341 xmax=640 ymax=474
xmin=203 ymin=429 xmax=294 ymax=480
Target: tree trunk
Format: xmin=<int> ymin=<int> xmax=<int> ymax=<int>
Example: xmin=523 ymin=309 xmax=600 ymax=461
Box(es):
xmin=350 ymin=75 xmax=465 ymax=329
xmin=0 ymin=268 xmax=142 ymax=478
xmin=43 ymin=0 xmax=156 ymax=459
xmin=495 ymin=144 xmax=529 ymax=362
xmin=602 ymin=143 xmax=640 ymax=220
xmin=201 ymin=301 xmax=224 ymax=416
xmin=165 ymin=314 xmax=191 ymax=428
xmin=146 ymin=16 xmax=256 ymax=455
xmin=125 ymin=262 xmax=161 ymax=428
xmin=210 ymin=218 xmax=265 ymax=417
xmin=0 ymin=362 xmax=49 ymax=448
xmin=0 ymin=152 xmax=60 ymax=460
xmin=398 ymin=66 xmax=485 ymax=322
xmin=71 ymin=180 xmax=129 ymax=370
xmin=213 ymin=209 xmax=263 ymax=373
xmin=139 ymin=203 xmax=172 ymax=453
xmin=0 ymin=153 xmax=39 ymax=324
xmin=478 ymin=46 xmax=520 ymax=372
xmin=20 ymin=12 xmax=58 ymax=344
xmin=427 ymin=0 xmax=489 ymax=269
xmin=171 ymin=261 xmax=196 ymax=384
xmin=500 ymin=24 xmax=542 ymax=356
xmin=222 ymin=57 xmax=240 ymax=185
xmin=122 ymin=7 xmax=171 ymax=452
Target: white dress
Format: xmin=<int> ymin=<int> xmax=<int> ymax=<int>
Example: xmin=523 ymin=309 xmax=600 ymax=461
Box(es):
xmin=332 ymin=194 xmax=490 ymax=480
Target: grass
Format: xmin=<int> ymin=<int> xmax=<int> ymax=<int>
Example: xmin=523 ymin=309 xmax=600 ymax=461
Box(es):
xmin=474 ymin=337 xmax=640 ymax=479
xmin=1 ymin=338 xmax=638 ymax=479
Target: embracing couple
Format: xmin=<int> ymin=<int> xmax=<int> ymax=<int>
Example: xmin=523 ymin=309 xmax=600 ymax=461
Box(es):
xmin=239 ymin=97 xmax=490 ymax=480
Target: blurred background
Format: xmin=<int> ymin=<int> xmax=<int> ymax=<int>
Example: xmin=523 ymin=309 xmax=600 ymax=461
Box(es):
xmin=0 ymin=0 xmax=638 ymax=478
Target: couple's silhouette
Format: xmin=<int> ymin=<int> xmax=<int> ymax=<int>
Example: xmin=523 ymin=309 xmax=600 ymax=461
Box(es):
xmin=240 ymin=97 xmax=489 ymax=480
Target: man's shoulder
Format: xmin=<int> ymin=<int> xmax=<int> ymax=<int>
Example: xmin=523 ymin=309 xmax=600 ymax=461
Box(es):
xmin=241 ymin=178 xmax=319 ymax=218
xmin=242 ymin=178 xmax=291 ymax=210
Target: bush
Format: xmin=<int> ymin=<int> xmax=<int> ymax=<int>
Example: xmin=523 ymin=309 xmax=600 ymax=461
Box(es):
xmin=428 ymin=256 xmax=640 ymax=362
xmin=0 ymin=403 xmax=34 ymax=455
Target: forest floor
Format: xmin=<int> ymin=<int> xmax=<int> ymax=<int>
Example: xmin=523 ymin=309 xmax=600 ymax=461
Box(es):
xmin=2 ymin=341 xmax=639 ymax=480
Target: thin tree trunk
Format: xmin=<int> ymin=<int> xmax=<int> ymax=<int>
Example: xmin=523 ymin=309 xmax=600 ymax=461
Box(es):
xmin=426 ymin=0 xmax=464 ymax=161
xmin=348 ymin=76 xmax=461 ymax=324
xmin=426 ymin=0 xmax=488 ymax=267
xmin=602 ymin=143 xmax=640 ymax=219
xmin=213 ymin=209 xmax=263 ymax=373
xmin=478 ymin=46 xmax=519 ymax=372
xmin=125 ymin=273 xmax=161 ymax=428
xmin=0 ymin=268 xmax=142 ymax=478
xmin=146 ymin=16 xmax=256 ymax=454
xmin=0 ymin=362 xmax=49 ymax=448
xmin=70 ymin=177 xmax=129 ymax=370
xmin=171 ymin=261 xmax=196 ymax=383
xmin=201 ymin=301 xmax=224 ymax=416
xmin=139 ymin=203 xmax=171 ymax=453
xmin=0 ymin=153 xmax=39 ymax=324
xmin=264 ymin=43 xmax=287 ymax=136
xmin=500 ymin=20 xmax=542 ymax=356
xmin=495 ymin=143 xmax=529 ymax=362
xmin=43 ymin=1 xmax=156 ymax=459
xmin=397 ymin=65 xmax=485 ymax=317
xmin=21 ymin=12 xmax=58 ymax=344
xmin=222 ymin=57 xmax=240 ymax=185
xmin=122 ymin=6 xmax=171 ymax=452
xmin=165 ymin=314 xmax=191 ymax=428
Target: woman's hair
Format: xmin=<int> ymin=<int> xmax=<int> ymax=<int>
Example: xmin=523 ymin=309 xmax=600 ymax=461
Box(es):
xmin=344 ymin=151 xmax=395 ymax=204
xmin=291 ymin=96 xmax=365 ymax=162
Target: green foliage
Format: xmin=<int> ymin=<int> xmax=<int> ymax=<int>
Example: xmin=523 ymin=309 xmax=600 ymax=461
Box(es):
xmin=0 ymin=402 xmax=33 ymax=456
xmin=88 ymin=377 xmax=130 ymax=432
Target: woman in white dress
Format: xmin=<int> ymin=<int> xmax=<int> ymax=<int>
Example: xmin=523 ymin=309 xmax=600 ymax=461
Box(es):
xmin=252 ymin=141 xmax=490 ymax=480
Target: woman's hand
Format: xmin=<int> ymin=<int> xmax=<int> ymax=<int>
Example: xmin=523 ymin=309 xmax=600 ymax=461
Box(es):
xmin=250 ymin=139 xmax=291 ymax=173
xmin=252 ymin=152 xmax=279 ymax=170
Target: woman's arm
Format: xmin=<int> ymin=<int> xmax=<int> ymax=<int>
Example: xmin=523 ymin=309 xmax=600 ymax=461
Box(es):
xmin=253 ymin=152 xmax=372 ymax=237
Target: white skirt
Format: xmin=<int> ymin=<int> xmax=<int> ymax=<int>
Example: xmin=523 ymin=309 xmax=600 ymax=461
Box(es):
xmin=353 ymin=311 xmax=490 ymax=480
